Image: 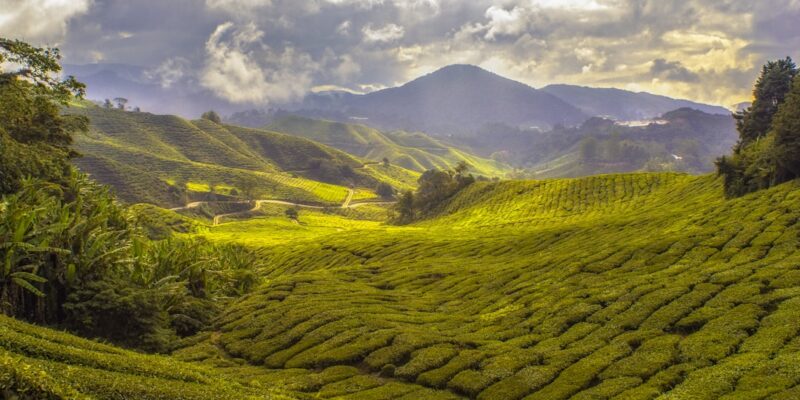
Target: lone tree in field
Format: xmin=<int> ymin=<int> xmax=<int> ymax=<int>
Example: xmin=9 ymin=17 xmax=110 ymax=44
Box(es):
xmin=103 ymin=98 xmax=113 ymax=109
xmin=285 ymin=207 xmax=299 ymax=220
xmin=113 ymin=97 xmax=128 ymax=110
xmin=201 ymin=110 xmax=222 ymax=124
xmin=382 ymin=157 xmax=390 ymax=167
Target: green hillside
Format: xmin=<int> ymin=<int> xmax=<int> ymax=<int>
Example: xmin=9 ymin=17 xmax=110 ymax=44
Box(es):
xmin=0 ymin=314 xmax=302 ymax=399
xmin=68 ymin=107 xmax=419 ymax=206
xmin=168 ymin=172 xmax=800 ymax=399
xmin=266 ymin=115 xmax=510 ymax=177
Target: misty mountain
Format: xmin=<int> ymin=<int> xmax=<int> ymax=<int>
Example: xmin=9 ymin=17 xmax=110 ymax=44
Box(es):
xmin=540 ymin=84 xmax=731 ymax=121
xmin=296 ymin=64 xmax=588 ymax=135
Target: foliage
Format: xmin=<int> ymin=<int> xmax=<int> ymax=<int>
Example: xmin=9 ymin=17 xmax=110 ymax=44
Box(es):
xmin=771 ymin=74 xmax=800 ymax=182
xmin=201 ymin=110 xmax=222 ymax=124
xmin=734 ymin=57 xmax=798 ymax=150
xmin=0 ymin=38 xmax=88 ymax=194
xmin=718 ymin=58 xmax=800 ymax=197
xmin=375 ymin=182 xmax=395 ymax=198
xmin=393 ymin=162 xmax=475 ymax=223
xmin=0 ymin=174 xmax=131 ymax=323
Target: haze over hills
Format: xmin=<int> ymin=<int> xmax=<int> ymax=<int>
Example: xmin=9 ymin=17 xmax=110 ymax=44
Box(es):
xmin=541 ymin=84 xmax=731 ymax=121
xmin=66 ymin=63 xmax=734 ymax=137
xmin=460 ymin=108 xmax=737 ymax=178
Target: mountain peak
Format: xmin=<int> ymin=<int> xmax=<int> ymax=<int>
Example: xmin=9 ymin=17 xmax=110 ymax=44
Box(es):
xmin=418 ymin=64 xmax=508 ymax=83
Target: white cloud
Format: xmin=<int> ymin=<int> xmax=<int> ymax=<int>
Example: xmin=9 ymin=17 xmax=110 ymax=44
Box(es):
xmin=200 ymin=22 xmax=317 ymax=104
xmin=146 ymin=57 xmax=192 ymax=88
xmin=0 ymin=0 xmax=92 ymax=43
xmin=362 ymin=23 xmax=405 ymax=44
xmin=483 ymin=6 xmax=528 ymax=40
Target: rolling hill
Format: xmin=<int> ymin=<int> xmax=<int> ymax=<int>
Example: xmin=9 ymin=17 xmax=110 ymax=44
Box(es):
xmin=265 ymin=115 xmax=511 ymax=176
xmin=5 ymin=171 xmax=800 ymax=398
xmin=166 ymin=172 xmax=800 ymax=399
xmin=67 ymin=106 xmax=420 ymax=207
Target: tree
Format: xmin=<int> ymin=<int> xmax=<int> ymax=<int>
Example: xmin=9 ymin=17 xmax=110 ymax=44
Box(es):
xmin=734 ymin=57 xmax=797 ymax=151
xmin=201 ymin=110 xmax=222 ymax=124
xmin=0 ymin=37 xmax=88 ymax=193
xmin=717 ymin=58 xmax=799 ymax=197
xmin=580 ymin=136 xmax=598 ymax=162
xmin=285 ymin=207 xmax=299 ymax=220
xmin=454 ymin=161 xmax=471 ymax=175
xmin=394 ymin=191 xmax=415 ymax=224
xmin=376 ymin=182 xmax=395 ymax=198
xmin=0 ymin=38 xmax=85 ymax=102
xmin=238 ymin=177 xmax=259 ymax=200
xmin=113 ymin=97 xmax=128 ymax=110
xmin=103 ymin=99 xmax=113 ymax=109
xmin=382 ymin=157 xmax=390 ymax=167
xmin=771 ymin=75 xmax=800 ymax=182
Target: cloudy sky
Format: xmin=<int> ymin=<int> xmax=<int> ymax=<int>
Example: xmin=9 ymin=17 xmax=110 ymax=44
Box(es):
xmin=2 ymin=0 xmax=799 ymax=108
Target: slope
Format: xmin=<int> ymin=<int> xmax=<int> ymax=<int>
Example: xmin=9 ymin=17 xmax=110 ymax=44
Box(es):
xmin=0 ymin=314 xmax=301 ymax=399
xmin=541 ymin=84 xmax=731 ymax=121
xmin=266 ymin=115 xmax=510 ymax=176
xmin=69 ymin=107 xmax=419 ymax=206
xmin=182 ymin=173 xmax=800 ymax=399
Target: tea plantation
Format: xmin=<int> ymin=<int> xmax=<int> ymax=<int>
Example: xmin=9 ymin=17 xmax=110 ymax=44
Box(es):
xmin=4 ymin=172 xmax=800 ymax=399
xmin=68 ymin=107 xmax=419 ymax=207
xmin=169 ymin=172 xmax=800 ymax=399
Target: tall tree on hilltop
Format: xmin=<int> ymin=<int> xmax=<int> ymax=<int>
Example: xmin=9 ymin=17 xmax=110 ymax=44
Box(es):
xmin=734 ymin=57 xmax=797 ymax=151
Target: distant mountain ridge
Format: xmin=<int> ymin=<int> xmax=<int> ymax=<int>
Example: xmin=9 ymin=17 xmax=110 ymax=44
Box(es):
xmin=296 ymin=64 xmax=588 ymax=135
xmin=541 ymin=84 xmax=731 ymax=121
xmin=66 ymin=62 xmax=734 ymax=137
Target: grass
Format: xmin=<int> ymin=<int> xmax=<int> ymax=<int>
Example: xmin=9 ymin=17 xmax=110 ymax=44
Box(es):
xmin=172 ymin=172 xmax=800 ymax=399
xmin=0 ymin=314 xmax=301 ymax=399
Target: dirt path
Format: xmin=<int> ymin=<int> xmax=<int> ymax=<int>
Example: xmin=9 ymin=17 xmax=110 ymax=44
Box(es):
xmin=213 ymin=199 xmax=326 ymax=226
xmin=341 ymin=189 xmax=355 ymax=209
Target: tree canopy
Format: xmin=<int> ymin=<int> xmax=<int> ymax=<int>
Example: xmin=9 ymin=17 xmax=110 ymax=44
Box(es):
xmin=717 ymin=57 xmax=800 ymax=197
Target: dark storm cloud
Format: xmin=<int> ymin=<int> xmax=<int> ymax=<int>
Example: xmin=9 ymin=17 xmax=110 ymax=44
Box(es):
xmin=2 ymin=0 xmax=799 ymax=108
